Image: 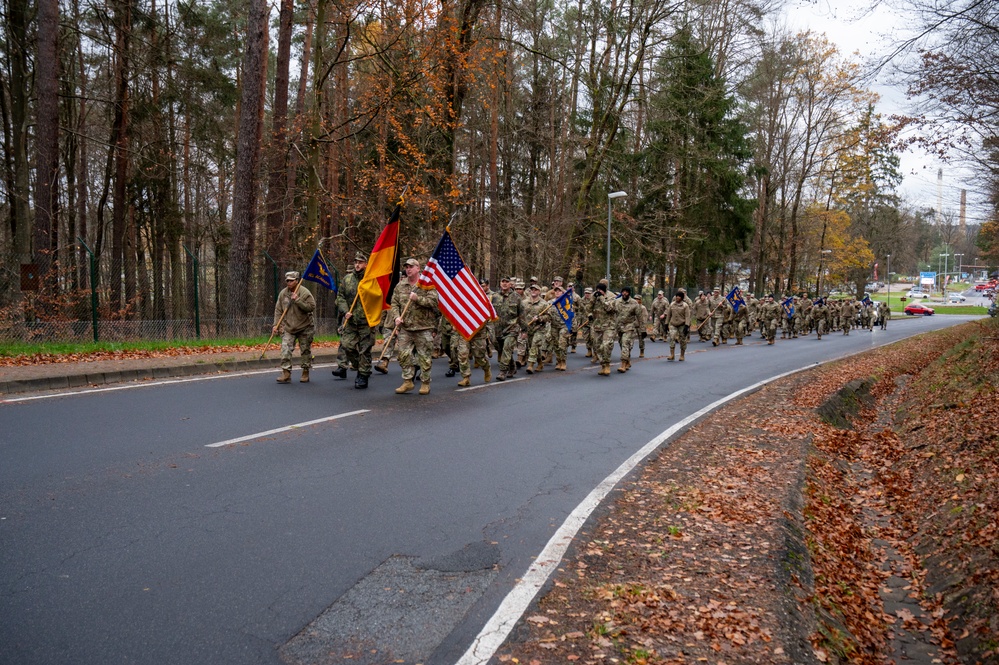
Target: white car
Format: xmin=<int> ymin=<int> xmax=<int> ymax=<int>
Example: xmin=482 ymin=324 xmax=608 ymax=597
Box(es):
xmin=948 ymin=293 xmax=966 ymax=303
xmin=906 ymin=290 xmax=930 ymax=299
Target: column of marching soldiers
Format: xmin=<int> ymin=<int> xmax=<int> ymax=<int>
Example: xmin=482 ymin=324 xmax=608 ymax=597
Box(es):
xmin=272 ymin=254 xmax=888 ymax=393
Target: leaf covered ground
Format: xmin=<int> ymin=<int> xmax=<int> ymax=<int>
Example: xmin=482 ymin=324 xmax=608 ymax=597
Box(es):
xmin=499 ymin=319 xmax=999 ymax=665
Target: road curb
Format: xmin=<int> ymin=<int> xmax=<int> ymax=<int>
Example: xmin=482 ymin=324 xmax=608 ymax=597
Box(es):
xmin=0 ymin=353 xmax=341 ymax=396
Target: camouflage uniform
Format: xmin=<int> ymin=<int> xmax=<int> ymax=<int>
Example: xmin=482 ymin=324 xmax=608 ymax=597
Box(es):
xmin=811 ymin=300 xmax=829 ymax=339
xmin=692 ymin=293 xmax=711 ymax=342
xmin=454 ymin=326 xmax=491 ymax=386
xmin=711 ymin=292 xmax=733 ymax=345
xmin=665 ymin=295 xmax=691 ymax=360
xmin=336 ymin=265 xmax=375 ymax=381
xmin=758 ymin=297 xmax=780 ymax=344
xmin=577 ymin=289 xmax=595 ymax=358
xmin=615 ymin=288 xmax=643 ymax=371
xmin=390 ymin=269 xmax=440 ymax=392
xmin=439 ymin=316 xmax=460 ymax=376
xmin=799 ymin=296 xmax=813 ymax=335
xmin=732 ymin=297 xmax=749 ymax=345
xmin=841 ymin=299 xmax=854 ymax=335
xmin=590 ymin=286 xmax=618 ymax=375
xmin=273 ymin=275 xmax=316 ymax=380
xmin=523 ymin=287 xmax=550 ymax=372
xmin=638 ymin=303 xmax=649 ymax=357
xmin=490 ymin=279 xmax=525 ymax=380
xmin=650 ymin=293 xmax=668 ymax=341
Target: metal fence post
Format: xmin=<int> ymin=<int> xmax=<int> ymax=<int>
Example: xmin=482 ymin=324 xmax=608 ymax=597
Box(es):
xmin=184 ymin=245 xmax=201 ymax=340
xmin=78 ymin=237 xmax=98 ymax=343
xmin=263 ymin=251 xmax=280 ymax=305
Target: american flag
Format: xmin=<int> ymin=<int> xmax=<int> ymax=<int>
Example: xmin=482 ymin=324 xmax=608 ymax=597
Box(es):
xmin=419 ymin=228 xmax=497 ymax=340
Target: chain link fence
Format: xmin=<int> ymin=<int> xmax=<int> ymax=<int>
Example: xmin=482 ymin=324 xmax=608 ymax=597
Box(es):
xmin=1 ymin=245 xmax=344 ymax=345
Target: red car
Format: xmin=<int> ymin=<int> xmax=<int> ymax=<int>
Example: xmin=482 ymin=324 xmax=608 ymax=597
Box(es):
xmin=904 ymin=302 xmax=935 ymax=316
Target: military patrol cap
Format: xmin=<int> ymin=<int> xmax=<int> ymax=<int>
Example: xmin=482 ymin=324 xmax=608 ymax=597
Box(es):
xmin=658 ymin=290 xmax=664 ymax=295
xmin=403 ymin=257 xmax=420 ymax=267
xmin=285 ymin=271 xmax=300 ymax=281
xmin=598 ymin=278 xmax=609 ymax=287
xmin=712 ymin=286 xmax=721 ymax=292
xmin=354 ymin=251 xmax=368 ymax=262
xmin=553 ymin=275 xmax=563 ymax=282
xmin=584 ymin=287 xmax=594 ymax=293
xmin=677 ymin=288 xmax=686 ymax=294
xmin=529 ymin=283 xmax=541 ymax=291
xmin=515 ymin=280 xmax=525 ymax=288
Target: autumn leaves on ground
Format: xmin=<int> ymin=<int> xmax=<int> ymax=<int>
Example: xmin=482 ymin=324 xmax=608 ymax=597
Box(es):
xmin=501 ymin=318 xmax=998 ymax=665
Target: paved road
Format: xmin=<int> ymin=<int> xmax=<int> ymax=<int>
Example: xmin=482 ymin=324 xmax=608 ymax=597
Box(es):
xmin=0 ymin=315 xmax=976 ymax=665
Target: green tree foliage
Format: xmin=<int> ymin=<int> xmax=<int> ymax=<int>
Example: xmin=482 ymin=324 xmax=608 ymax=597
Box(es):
xmin=637 ymin=28 xmax=755 ymax=288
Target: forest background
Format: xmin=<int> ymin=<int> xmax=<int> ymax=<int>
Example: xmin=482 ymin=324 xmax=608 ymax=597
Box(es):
xmin=1 ymin=0 xmax=997 ymax=341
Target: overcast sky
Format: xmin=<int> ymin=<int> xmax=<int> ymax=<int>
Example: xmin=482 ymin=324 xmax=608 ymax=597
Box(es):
xmin=780 ymin=0 xmax=988 ymax=225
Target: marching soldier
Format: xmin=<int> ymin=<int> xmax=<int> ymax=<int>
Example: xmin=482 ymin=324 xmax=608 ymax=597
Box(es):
xmin=523 ymin=284 xmax=550 ymax=373
xmin=711 ymin=288 xmax=733 ymax=346
xmin=651 ymin=291 xmax=668 ymax=341
xmin=665 ymin=290 xmax=692 ymax=361
xmin=615 ymin=285 xmax=643 ymax=372
xmin=590 ymin=281 xmax=618 ymax=376
xmin=812 ymin=297 xmax=830 ymax=339
xmin=759 ymin=294 xmax=780 ymax=345
xmin=390 ymin=258 xmax=439 ymax=395
xmin=638 ymin=299 xmax=649 ymax=358
xmin=577 ymin=287 xmax=595 ymax=358
xmin=272 ymin=271 xmax=316 ymax=383
xmin=335 ymin=252 xmax=377 ymax=389
xmin=692 ymin=291 xmax=711 ymax=342
xmin=732 ymin=288 xmax=749 ymax=345
xmin=491 ymin=276 xmax=525 ymax=381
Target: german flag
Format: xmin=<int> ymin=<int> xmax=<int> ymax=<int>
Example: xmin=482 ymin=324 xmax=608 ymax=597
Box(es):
xmin=358 ymin=202 xmax=402 ymax=327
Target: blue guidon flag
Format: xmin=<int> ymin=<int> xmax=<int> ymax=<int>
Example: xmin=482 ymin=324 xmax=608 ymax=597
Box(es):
xmin=302 ymin=249 xmax=336 ymax=292
xmin=419 ymin=228 xmax=497 ymax=340
xmin=726 ymin=286 xmax=746 ymax=314
xmin=781 ymin=296 xmax=795 ymax=319
xmin=552 ymin=287 xmax=575 ymax=332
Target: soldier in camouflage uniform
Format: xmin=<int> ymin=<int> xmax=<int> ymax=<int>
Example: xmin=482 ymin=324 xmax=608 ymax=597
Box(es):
xmin=390 ymin=258 xmax=439 ymax=395
xmin=841 ymin=298 xmax=855 ymax=335
xmin=711 ymin=288 xmax=733 ymax=346
xmin=638 ymin=300 xmax=649 ymax=358
xmin=758 ymin=294 xmax=780 ymax=345
xmin=335 ymin=253 xmax=377 ymax=389
xmin=523 ymin=284 xmax=550 ymax=373
xmin=491 ymin=276 xmax=525 ymax=381
xmin=811 ymin=297 xmax=829 ymax=339
xmin=273 ymin=271 xmax=316 ymax=383
xmin=576 ymin=287 xmax=595 ymax=359
xmin=650 ymin=291 xmax=668 ymax=341
xmin=732 ymin=288 xmax=749 ymax=345
xmin=665 ymin=291 xmax=692 ymax=361
xmin=692 ymin=291 xmax=711 ymax=342
xmin=453 ymin=324 xmax=491 ymax=387
xmin=374 ymin=308 xmax=395 ymax=374
xmin=548 ymin=285 xmax=572 ymax=371
xmin=439 ymin=316 xmax=460 ymax=377
xmin=615 ymin=285 xmax=643 ymax=372
xmin=590 ymin=282 xmax=618 ymax=376
xmin=514 ymin=280 xmax=528 ymax=367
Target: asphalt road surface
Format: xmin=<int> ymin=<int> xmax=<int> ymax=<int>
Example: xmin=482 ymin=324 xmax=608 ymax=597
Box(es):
xmin=0 ymin=314 xmax=976 ymax=665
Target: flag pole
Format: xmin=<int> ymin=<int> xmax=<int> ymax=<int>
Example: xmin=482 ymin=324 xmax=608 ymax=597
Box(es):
xmin=375 ymin=299 xmax=413 ymax=363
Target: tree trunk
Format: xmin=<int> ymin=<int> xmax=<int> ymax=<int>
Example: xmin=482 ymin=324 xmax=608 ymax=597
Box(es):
xmin=111 ymin=0 xmax=132 ymax=314
xmin=226 ymin=0 xmax=270 ymax=321
xmin=263 ymin=0 xmax=294 ymax=276
xmin=34 ymin=0 xmax=61 ymax=277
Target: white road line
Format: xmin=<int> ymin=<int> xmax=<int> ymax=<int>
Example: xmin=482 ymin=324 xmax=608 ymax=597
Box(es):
xmin=204 ymin=409 xmax=369 ymax=448
xmin=2 ymin=364 xmax=337 ymax=403
xmin=456 ymin=377 xmax=528 ymax=392
xmin=455 ymin=366 xmax=806 ymax=665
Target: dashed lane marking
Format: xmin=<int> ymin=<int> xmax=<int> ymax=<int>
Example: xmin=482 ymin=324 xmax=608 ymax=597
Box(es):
xmin=204 ymin=409 xmax=369 ymax=448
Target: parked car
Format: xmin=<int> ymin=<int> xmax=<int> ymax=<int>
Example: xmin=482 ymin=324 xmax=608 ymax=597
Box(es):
xmin=904 ymin=302 xmax=935 ymax=316
xmin=906 ymin=290 xmax=930 ymax=299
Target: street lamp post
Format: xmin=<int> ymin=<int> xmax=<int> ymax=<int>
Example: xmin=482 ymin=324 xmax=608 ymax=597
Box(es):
xmin=954 ymin=253 xmax=964 ymax=286
xmin=607 ymin=191 xmax=627 ymax=283
xmin=940 ymin=253 xmax=950 ymax=296
xmin=817 ymin=249 xmax=832 ymax=297
xmin=885 ymin=254 xmax=891 ymax=310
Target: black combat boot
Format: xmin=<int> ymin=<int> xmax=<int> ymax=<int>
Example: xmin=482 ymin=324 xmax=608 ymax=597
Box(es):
xmin=355 ymin=374 xmax=369 ymax=389
xmin=331 ymin=367 xmax=347 ymax=379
